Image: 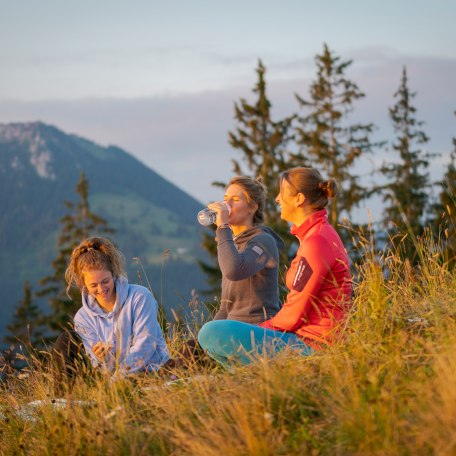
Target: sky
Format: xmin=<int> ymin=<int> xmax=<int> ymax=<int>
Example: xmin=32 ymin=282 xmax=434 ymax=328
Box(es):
xmin=1 ymin=0 xmax=455 ymax=222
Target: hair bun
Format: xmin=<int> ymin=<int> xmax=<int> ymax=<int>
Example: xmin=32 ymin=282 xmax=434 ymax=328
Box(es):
xmin=319 ymin=180 xmax=338 ymax=198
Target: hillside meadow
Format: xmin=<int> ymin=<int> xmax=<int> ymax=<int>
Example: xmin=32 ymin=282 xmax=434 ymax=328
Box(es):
xmin=0 ymin=229 xmax=455 ymax=456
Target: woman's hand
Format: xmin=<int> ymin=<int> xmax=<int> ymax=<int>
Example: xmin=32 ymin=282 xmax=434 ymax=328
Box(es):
xmin=207 ymin=202 xmax=230 ymax=227
xmin=92 ymin=341 xmax=113 ymax=361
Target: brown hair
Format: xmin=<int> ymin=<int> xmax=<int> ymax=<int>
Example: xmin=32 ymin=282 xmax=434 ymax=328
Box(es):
xmin=228 ymin=176 xmax=267 ymax=225
xmin=65 ymin=237 xmax=125 ymax=294
xmin=281 ymin=167 xmax=338 ymax=210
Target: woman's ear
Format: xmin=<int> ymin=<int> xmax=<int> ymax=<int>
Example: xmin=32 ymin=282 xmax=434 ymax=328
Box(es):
xmin=295 ymin=192 xmax=306 ymax=207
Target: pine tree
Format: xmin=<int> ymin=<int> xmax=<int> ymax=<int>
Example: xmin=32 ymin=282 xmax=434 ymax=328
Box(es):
xmin=37 ymin=172 xmax=114 ymax=335
xmin=379 ymin=67 xmax=432 ymax=259
xmin=434 ymin=112 xmax=456 ymax=264
xmin=4 ymin=281 xmax=45 ymax=349
xmin=227 ymin=59 xmax=297 ymax=265
xmin=199 ymin=59 xmax=295 ymax=302
xmin=439 ymin=151 xmax=456 ymax=264
xmin=294 ymin=43 xmax=381 ymax=236
xmin=228 ymin=59 xmax=296 ymax=229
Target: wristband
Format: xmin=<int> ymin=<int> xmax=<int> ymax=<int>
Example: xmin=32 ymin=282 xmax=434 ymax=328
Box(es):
xmin=218 ymin=223 xmax=232 ymax=230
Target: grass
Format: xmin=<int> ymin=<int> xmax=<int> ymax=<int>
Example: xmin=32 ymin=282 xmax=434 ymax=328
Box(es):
xmin=1 ymin=230 xmax=455 ymax=455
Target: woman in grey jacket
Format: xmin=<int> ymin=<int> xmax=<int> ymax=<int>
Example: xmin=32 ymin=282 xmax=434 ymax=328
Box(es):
xmin=179 ymin=176 xmax=284 ymax=364
xmin=176 ymin=176 xmax=284 ymax=364
xmin=209 ymin=176 xmax=284 ymax=324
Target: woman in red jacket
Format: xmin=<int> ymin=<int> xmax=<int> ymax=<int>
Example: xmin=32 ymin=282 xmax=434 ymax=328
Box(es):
xmin=198 ymin=167 xmax=352 ymax=366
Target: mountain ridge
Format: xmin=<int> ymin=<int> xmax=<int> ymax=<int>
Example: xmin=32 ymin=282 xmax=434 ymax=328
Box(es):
xmin=0 ymin=121 xmax=209 ymax=344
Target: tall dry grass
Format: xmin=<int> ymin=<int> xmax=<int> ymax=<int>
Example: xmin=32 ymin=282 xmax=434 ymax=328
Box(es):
xmin=1 ymin=229 xmax=455 ymax=455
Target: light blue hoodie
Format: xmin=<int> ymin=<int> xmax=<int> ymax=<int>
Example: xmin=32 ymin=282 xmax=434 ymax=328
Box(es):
xmin=74 ymin=276 xmax=170 ymax=375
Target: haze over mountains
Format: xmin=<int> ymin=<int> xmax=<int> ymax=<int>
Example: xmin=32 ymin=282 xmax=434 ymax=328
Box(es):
xmin=0 ymin=122 xmax=210 ymax=344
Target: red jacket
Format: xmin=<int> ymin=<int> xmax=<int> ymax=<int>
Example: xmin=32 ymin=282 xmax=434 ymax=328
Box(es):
xmin=260 ymin=209 xmax=352 ymax=346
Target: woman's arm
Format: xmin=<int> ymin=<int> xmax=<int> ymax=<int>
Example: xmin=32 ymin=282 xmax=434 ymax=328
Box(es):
xmin=123 ymin=291 xmax=169 ymax=373
xmin=216 ymin=228 xmax=278 ymax=281
xmin=260 ymin=235 xmax=334 ymax=332
xmin=74 ymin=312 xmax=105 ymax=368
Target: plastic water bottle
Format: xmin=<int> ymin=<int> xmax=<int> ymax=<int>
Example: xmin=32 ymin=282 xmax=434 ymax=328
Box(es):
xmin=197 ymin=203 xmax=231 ymax=226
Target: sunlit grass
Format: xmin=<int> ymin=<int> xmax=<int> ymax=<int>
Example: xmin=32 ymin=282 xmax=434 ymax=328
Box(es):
xmin=1 ymin=227 xmax=455 ymax=455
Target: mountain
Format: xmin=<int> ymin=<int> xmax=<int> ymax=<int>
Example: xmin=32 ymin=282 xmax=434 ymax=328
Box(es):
xmin=0 ymin=122 xmax=210 ymax=344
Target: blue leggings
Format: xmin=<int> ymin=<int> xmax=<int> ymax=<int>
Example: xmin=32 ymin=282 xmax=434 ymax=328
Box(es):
xmin=198 ymin=320 xmax=313 ymax=368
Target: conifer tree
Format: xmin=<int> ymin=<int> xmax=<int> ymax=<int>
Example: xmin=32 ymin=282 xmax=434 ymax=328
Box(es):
xmin=227 ymin=59 xmax=296 ymax=262
xmin=378 ymin=67 xmax=432 ymax=259
xmin=4 ymin=281 xmax=45 ymax=349
xmin=434 ymin=113 xmax=456 ymax=264
xmin=37 ymin=172 xmax=114 ymax=335
xmin=228 ymin=59 xmax=296 ymax=228
xmin=200 ymin=59 xmax=295 ymax=300
xmin=294 ymin=43 xmax=380 ymax=236
xmin=439 ymin=151 xmax=456 ymax=264
xmin=200 ymin=60 xmax=295 ymax=302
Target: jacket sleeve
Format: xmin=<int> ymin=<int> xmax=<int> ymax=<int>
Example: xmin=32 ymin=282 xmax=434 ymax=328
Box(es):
xmin=123 ymin=291 xmax=169 ymax=373
xmin=260 ymin=235 xmax=334 ymax=332
xmin=216 ymin=228 xmax=278 ymax=281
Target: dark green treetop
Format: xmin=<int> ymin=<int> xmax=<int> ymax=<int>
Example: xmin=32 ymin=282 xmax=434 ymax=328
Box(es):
xmin=200 ymin=60 xmax=295 ymax=302
xmin=433 ymin=112 xmax=456 ymax=265
xmin=378 ymin=67 xmax=433 ymax=259
xmin=227 ymin=59 xmax=296 ymax=254
xmin=294 ymin=43 xmax=381 ymax=235
xmin=37 ymin=172 xmax=114 ymax=336
xmin=4 ymin=281 xmax=45 ymax=350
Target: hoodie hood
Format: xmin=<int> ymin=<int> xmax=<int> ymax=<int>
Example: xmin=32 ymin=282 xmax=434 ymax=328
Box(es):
xmin=81 ymin=275 xmax=129 ymax=318
xmin=234 ymin=225 xmax=285 ymax=252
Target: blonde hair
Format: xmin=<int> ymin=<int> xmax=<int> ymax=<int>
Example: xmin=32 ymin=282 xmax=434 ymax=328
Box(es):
xmin=228 ymin=176 xmax=267 ymax=225
xmin=281 ymin=167 xmax=338 ymax=210
xmin=65 ymin=237 xmax=125 ymax=294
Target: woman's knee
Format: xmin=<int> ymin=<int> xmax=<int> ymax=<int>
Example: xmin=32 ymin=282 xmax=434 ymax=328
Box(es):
xmin=197 ymin=321 xmax=219 ymax=349
xmin=199 ymin=320 xmax=256 ymax=356
xmin=198 ymin=320 xmax=244 ymax=346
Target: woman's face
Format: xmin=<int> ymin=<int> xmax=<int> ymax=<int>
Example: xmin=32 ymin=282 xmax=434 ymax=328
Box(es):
xmin=276 ymin=179 xmax=299 ymax=223
xmin=83 ymin=269 xmax=116 ymax=307
xmin=224 ymin=184 xmax=257 ymax=227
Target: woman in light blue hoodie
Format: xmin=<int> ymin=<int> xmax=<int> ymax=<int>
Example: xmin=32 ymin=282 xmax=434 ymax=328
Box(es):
xmin=53 ymin=236 xmax=169 ymax=379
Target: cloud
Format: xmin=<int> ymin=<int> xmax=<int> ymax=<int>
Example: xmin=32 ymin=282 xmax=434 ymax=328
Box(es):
xmin=1 ymin=50 xmax=455 ymax=220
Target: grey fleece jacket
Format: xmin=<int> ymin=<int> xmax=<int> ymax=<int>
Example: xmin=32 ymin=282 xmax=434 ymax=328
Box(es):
xmin=213 ymin=224 xmax=284 ymax=324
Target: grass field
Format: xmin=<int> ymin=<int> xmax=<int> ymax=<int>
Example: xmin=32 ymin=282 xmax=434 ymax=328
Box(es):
xmin=1 ymin=229 xmax=455 ymax=455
